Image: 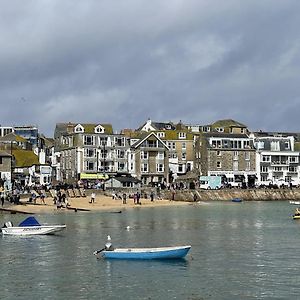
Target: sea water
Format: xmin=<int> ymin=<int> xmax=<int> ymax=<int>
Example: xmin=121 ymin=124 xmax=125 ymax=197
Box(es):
xmin=1 ymin=201 xmax=300 ymax=300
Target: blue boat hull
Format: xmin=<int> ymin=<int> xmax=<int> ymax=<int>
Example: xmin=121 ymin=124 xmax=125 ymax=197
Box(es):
xmin=232 ymin=198 xmax=242 ymax=202
xmin=102 ymin=246 xmax=191 ymax=260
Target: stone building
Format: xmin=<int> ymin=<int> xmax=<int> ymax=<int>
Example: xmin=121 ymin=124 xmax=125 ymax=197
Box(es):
xmin=130 ymin=132 xmax=169 ymax=186
xmin=54 ymin=122 xmax=131 ymax=184
xmin=194 ymin=119 xmax=256 ymax=187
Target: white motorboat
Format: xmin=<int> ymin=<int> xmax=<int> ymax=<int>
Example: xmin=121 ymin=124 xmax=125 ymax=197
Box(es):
xmin=1 ymin=216 xmax=66 ymax=235
xmin=289 ymin=201 xmax=300 ymax=205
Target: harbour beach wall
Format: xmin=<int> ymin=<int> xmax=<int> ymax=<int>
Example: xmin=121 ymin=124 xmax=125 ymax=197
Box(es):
xmin=162 ymin=188 xmax=300 ymax=202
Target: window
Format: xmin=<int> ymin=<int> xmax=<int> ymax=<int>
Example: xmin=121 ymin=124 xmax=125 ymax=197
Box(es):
xmin=141 ymin=163 xmax=148 ymax=173
xmin=233 ymin=161 xmax=238 ymax=171
xmin=168 ymin=142 xmax=176 ymax=150
xmin=233 ymin=151 xmax=238 ymax=160
xmin=75 ymin=125 xmax=84 ymax=133
xmin=84 ymin=135 xmax=94 ymax=146
xmin=182 ymin=153 xmax=186 ymax=160
xmin=261 ymin=175 xmax=268 ymax=181
xmin=169 ymin=153 xmax=177 ymax=159
xmin=117 ymin=150 xmax=125 ymax=159
xmin=144 ymin=140 xmax=157 ymax=147
xmin=118 ymin=162 xmax=126 ymax=171
xmin=262 ymin=155 xmax=270 ymax=162
xmin=216 ymin=127 xmax=224 ymax=132
xmin=178 ymin=164 xmax=183 ymax=172
xmin=182 ymin=142 xmax=186 ymax=150
xmin=217 ymin=150 xmax=221 ymax=156
xmin=95 ymin=126 xmax=104 ymax=133
xmin=245 ymin=152 xmax=250 ymax=160
xmin=289 ymin=156 xmax=298 ymax=163
xmin=217 ymin=161 xmax=221 ymax=168
xmin=156 ymin=163 xmax=164 ymax=172
xmin=178 ymin=132 xmax=186 ymax=139
xmin=243 ymin=140 xmax=250 ymax=148
xmin=157 ymin=152 xmax=164 ymax=160
xmin=115 ymin=137 xmax=125 ymax=147
xmin=85 ymin=148 xmax=95 ymax=157
xmin=140 ymin=151 xmax=148 ymax=159
xmin=157 ymin=132 xmax=165 ymax=138
xmin=289 ymin=166 xmax=296 ymax=172
xmin=270 ymin=141 xmax=280 ymax=151
xmin=285 ymin=141 xmax=290 ymax=150
xmin=85 ymin=161 xmax=94 ymax=171
xmin=0 ymin=157 xmax=2 ymax=164
xmin=246 ymin=161 xmax=251 ymax=171
xmin=261 ymin=166 xmax=268 ymax=172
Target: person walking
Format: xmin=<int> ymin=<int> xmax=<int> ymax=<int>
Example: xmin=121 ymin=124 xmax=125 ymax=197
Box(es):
xmin=90 ymin=192 xmax=96 ymax=203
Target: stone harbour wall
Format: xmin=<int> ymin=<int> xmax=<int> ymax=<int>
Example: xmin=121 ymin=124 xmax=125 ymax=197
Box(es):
xmin=162 ymin=188 xmax=300 ymax=202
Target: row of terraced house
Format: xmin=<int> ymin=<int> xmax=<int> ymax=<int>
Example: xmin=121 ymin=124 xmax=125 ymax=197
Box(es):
xmin=1 ymin=119 xmax=300 ymax=190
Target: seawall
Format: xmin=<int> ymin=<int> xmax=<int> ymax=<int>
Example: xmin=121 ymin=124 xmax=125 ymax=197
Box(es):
xmin=163 ymin=188 xmax=300 ymax=202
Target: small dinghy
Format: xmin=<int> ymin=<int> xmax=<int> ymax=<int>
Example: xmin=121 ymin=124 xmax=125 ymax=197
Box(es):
xmin=1 ymin=216 xmax=66 ymax=235
xmin=232 ymin=198 xmax=242 ymax=203
xmin=93 ymin=236 xmax=191 ymax=260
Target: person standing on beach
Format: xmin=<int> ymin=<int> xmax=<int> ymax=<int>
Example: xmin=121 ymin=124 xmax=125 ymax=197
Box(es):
xmin=40 ymin=191 xmax=46 ymax=204
xmin=150 ymin=191 xmax=154 ymax=202
xmin=90 ymin=192 xmax=96 ymax=203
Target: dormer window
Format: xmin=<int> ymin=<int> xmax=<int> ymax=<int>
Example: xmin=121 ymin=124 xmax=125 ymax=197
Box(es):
xmin=74 ymin=124 xmax=84 ymax=133
xmin=216 ymin=127 xmax=224 ymax=133
xmin=178 ymin=132 xmax=186 ymax=139
xmin=157 ymin=132 xmax=165 ymax=138
xmin=94 ymin=125 xmax=105 ymax=134
xmin=166 ymin=125 xmax=171 ymax=130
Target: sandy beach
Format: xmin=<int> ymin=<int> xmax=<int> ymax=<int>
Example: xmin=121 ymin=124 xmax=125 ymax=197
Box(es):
xmin=2 ymin=194 xmax=190 ymax=214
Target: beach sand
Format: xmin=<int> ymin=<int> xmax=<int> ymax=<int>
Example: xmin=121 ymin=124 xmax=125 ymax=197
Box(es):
xmin=3 ymin=194 xmax=190 ymax=214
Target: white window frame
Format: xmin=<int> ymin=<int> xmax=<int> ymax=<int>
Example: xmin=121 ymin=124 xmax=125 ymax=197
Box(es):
xmin=141 ymin=163 xmax=148 ymax=173
xmin=156 ymin=163 xmax=164 ymax=172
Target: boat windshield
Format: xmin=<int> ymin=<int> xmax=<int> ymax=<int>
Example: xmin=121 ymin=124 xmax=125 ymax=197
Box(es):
xmin=19 ymin=217 xmax=41 ymax=227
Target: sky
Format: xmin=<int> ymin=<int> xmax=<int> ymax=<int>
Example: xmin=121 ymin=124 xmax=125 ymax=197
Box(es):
xmin=1 ymin=0 xmax=300 ymax=136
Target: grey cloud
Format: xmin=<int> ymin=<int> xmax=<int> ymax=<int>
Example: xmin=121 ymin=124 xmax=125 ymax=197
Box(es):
xmin=1 ymin=0 xmax=300 ymax=135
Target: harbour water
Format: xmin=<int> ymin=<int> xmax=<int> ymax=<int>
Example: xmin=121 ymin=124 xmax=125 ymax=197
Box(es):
xmin=1 ymin=201 xmax=300 ymax=299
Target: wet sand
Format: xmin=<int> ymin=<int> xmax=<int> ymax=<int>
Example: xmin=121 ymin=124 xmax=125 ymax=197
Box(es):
xmin=3 ymin=194 xmax=189 ymax=214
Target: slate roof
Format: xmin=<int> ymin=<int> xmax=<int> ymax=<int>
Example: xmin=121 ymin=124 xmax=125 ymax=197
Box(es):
xmin=55 ymin=122 xmax=113 ymax=136
xmin=211 ymin=119 xmax=247 ymax=128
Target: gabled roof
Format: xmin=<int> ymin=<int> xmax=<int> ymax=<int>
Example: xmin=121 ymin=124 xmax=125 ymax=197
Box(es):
xmin=13 ymin=150 xmax=40 ymax=168
xmin=136 ymin=119 xmax=176 ymax=131
xmin=131 ymin=132 xmax=168 ymax=149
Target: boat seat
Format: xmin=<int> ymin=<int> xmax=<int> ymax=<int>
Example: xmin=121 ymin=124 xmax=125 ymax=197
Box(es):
xmin=5 ymin=221 xmax=13 ymax=227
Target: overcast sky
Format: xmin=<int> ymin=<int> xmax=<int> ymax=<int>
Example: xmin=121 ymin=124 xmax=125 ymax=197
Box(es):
xmin=1 ymin=0 xmax=300 ymax=136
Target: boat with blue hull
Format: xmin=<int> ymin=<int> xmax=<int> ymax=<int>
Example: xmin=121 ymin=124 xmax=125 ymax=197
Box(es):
xmin=100 ymin=245 xmax=191 ymax=260
xmin=94 ymin=235 xmax=191 ymax=259
xmin=232 ymin=198 xmax=242 ymax=203
xmin=1 ymin=216 xmax=66 ymax=235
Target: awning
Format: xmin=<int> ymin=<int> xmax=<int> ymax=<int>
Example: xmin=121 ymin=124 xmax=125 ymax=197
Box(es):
xmin=80 ymin=173 xmax=109 ymax=180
